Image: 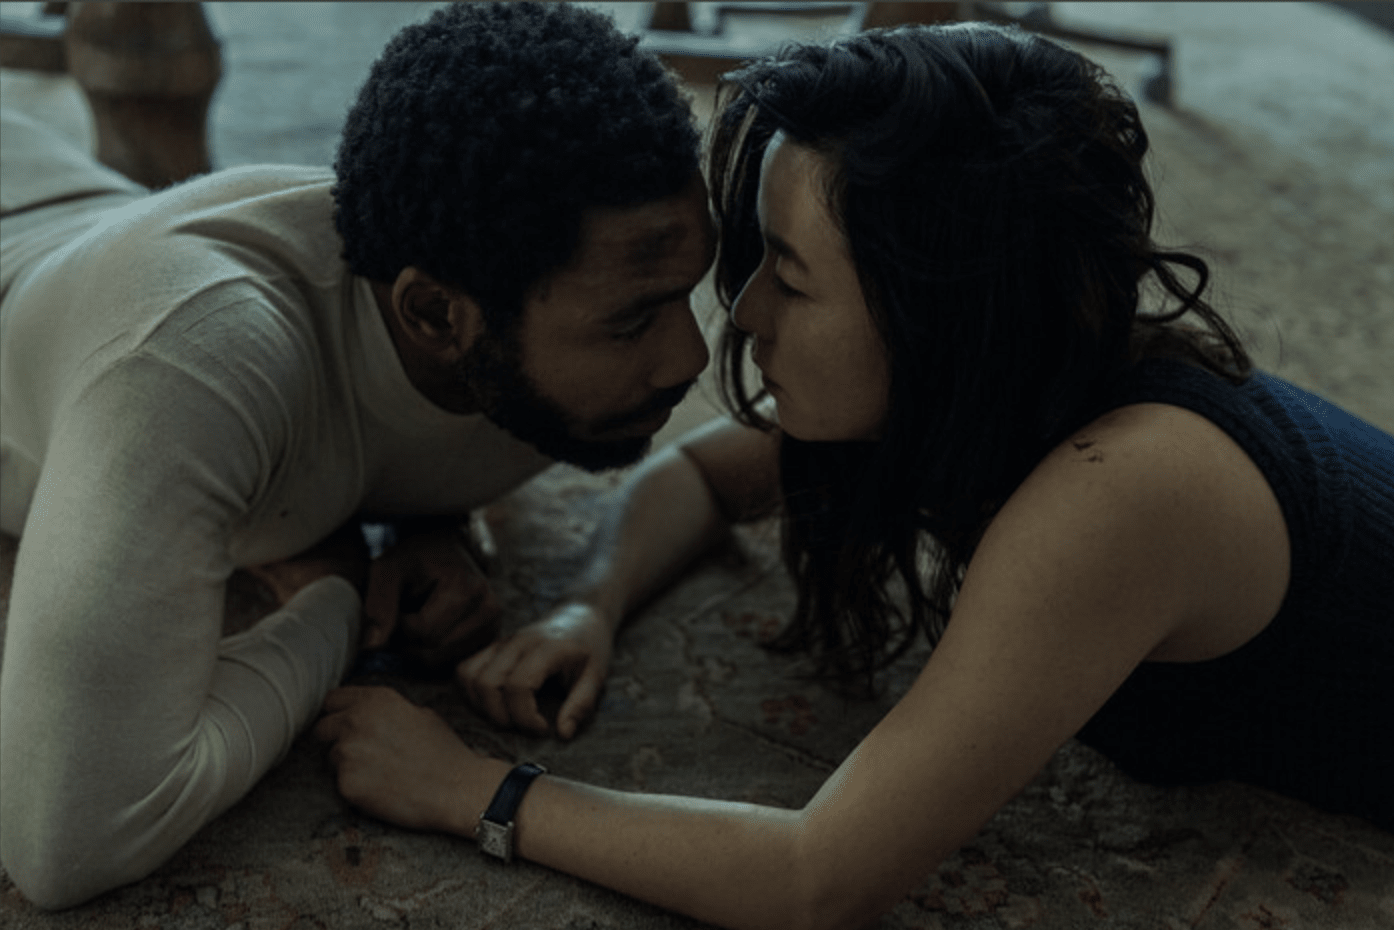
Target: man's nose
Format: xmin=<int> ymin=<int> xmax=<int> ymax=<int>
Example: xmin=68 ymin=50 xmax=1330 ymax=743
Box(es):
xmin=655 ymin=303 xmax=710 ymax=389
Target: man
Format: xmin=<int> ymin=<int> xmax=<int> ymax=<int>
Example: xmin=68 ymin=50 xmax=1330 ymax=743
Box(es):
xmin=0 ymin=3 xmax=711 ymax=909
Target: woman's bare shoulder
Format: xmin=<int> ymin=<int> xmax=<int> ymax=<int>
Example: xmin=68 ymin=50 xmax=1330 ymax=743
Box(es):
xmin=998 ymin=400 xmax=1291 ymax=661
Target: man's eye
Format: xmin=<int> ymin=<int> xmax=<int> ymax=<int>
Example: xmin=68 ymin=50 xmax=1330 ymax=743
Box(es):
xmin=614 ymin=315 xmax=655 ymax=342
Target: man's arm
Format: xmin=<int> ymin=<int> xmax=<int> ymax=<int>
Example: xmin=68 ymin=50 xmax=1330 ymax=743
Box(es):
xmin=0 ymin=357 xmax=363 ymax=910
xmin=458 ymin=415 xmax=781 ymax=737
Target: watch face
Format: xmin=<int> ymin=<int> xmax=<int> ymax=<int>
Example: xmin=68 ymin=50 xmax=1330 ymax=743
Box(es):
xmin=477 ymin=819 xmax=514 ymax=862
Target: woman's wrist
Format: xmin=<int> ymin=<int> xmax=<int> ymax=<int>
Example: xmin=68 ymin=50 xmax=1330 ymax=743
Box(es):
xmin=444 ymin=755 xmax=514 ymax=839
xmin=561 ymin=588 xmax=625 ymax=637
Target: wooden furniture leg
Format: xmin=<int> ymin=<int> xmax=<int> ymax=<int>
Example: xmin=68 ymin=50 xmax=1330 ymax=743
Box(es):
xmin=640 ymin=2 xmax=963 ymax=86
xmin=63 ymin=2 xmax=222 ymax=189
xmin=0 ymin=6 xmax=66 ymax=72
xmin=638 ymin=3 xmax=1171 ymax=107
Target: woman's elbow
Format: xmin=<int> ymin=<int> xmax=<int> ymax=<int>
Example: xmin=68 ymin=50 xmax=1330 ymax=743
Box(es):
xmin=791 ymin=895 xmax=885 ymax=930
xmin=787 ymin=826 xmax=904 ymax=930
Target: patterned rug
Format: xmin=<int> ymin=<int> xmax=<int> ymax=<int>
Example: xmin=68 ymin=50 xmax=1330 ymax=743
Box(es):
xmin=2 ymin=3 xmax=1393 ymax=925
xmin=2 ymin=465 xmax=1391 ymax=929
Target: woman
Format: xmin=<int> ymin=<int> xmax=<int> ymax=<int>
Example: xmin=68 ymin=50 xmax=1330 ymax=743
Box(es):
xmin=316 ymin=22 xmax=1394 ymax=930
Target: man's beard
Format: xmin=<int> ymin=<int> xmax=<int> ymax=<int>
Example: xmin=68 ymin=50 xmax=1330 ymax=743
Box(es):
xmin=457 ymin=328 xmax=693 ymax=473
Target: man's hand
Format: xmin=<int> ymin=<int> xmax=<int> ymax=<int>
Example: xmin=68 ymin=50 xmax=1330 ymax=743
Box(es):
xmin=362 ymin=523 xmax=500 ymax=672
xmin=457 ymin=601 xmax=614 ymax=739
xmin=248 ymin=521 xmax=370 ymax=605
xmin=314 ymin=686 xmax=502 ymax=835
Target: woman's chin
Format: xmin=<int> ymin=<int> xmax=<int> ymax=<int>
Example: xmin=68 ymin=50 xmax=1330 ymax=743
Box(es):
xmin=776 ymin=407 xmax=886 ymax=444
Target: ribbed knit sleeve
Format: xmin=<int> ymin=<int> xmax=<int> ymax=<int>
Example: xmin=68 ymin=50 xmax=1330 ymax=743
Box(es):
xmin=0 ymin=353 xmax=360 ymax=909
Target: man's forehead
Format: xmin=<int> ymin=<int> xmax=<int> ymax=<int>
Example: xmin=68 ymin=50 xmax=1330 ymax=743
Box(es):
xmin=524 ymin=181 xmax=714 ymax=335
xmin=579 ymin=202 xmax=704 ymax=270
xmin=623 ymin=220 xmax=690 ymax=268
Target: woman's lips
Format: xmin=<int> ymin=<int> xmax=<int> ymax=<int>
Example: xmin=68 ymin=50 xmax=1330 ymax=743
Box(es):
xmin=752 ymin=350 xmax=778 ymax=393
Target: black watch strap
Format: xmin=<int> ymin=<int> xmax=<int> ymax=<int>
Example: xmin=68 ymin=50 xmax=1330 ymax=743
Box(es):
xmin=475 ymin=762 xmax=546 ymax=863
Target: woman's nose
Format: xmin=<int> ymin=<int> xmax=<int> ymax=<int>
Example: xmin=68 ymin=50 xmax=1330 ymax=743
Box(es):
xmin=729 ymin=271 xmax=766 ymax=337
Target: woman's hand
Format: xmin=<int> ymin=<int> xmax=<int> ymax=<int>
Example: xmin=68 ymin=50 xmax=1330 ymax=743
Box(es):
xmin=247 ymin=521 xmax=370 ymax=605
xmin=362 ymin=523 xmax=501 ymax=672
xmin=457 ymin=601 xmax=615 ymax=739
xmin=314 ymin=686 xmax=505 ymax=835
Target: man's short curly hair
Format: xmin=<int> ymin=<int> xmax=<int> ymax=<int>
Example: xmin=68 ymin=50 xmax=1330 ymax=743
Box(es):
xmin=332 ymin=2 xmax=700 ymax=330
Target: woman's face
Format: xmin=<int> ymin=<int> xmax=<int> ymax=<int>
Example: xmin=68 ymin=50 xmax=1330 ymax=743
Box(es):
xmin=730 ymin=132 xmax=891 ymax=442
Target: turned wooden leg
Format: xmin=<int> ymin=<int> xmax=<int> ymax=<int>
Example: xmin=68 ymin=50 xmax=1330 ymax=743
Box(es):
xmin=63 ymin=2 xmax=222 ymax=189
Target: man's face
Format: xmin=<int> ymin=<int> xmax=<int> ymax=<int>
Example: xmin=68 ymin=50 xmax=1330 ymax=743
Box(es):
xmin=464 ymin=173 xmax=716 ymax=471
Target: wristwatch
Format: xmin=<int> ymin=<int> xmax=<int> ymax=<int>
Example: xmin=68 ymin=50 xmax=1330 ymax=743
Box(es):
xmin=475 ymin=762 xmax=547 ymax=863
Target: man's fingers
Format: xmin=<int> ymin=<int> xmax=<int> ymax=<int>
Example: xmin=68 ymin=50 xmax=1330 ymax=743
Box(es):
xmin=361 ymin=560 xmax=402 ymax=650
xmin=424 ymin=588 xmax=501 ymax=665
xmin=410 ymin=575 xmax=489 ymax=645
xmin=558 ymin=661 xmax=605 ymax=740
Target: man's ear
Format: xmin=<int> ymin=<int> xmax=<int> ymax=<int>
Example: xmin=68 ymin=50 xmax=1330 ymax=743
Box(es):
xmin=389 ymin=267 xmax=485 ymax=360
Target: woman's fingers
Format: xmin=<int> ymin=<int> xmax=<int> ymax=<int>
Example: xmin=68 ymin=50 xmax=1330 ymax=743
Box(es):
xmin=315 ymin=686 xmax=390 ymax=747
xmin=455 ymin=641 xmax=495 ymax=709
xmin=460 ymin=637 xmax=524 ymax=727
xmin=321 ymin=684 xmax=370 ymax=714
xmin=504 ymin=644 xmax=574 ymax=734
xmin=558 ymin=659 xmax=605 ymax=740
xmin=313 ymin=685 xmax=478 ymax=833
xmin=458 ymin=632 xmax=584 ymax=734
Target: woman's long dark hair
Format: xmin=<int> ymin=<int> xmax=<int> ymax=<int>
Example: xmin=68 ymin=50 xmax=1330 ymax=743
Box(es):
xmin=707 ymin=22 xmax=1250 ymax=695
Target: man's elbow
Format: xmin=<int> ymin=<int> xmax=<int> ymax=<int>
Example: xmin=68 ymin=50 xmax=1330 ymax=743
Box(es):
xmin=3 ymin=815 xmax=137 ymax=910
xmin=4 ymin=849 xmax=102 ymax=911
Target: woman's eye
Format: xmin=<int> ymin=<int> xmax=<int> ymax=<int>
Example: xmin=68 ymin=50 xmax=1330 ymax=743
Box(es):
xmin=774 ymin=275 xmax=802 ymax=298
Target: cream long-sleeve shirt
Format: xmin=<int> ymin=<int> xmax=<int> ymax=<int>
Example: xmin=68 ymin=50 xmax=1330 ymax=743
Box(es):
xmin=0 ymin=137 xmax=552 ymax=907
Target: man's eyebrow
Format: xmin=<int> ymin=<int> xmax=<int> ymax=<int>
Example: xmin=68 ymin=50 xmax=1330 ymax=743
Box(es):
xmin=601 ymin=286 xmax=691 ymax=328
xmin=765 ymin=231 xmax=809 ymax=274
xmin=625 ymin=223 xmax=685 ymax=267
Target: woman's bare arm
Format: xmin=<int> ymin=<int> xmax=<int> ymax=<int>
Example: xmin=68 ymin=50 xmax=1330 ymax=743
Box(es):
xmin=457 ymin=415 xmax=782 ymax=736
xmin=321 ymin=403 xmax=1290 ymax=930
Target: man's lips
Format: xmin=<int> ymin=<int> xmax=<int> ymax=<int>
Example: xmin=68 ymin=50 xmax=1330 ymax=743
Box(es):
xmin=601 ymin=402 xmax=676 ymax=438
xmin=628 ymin=405 xmax=673 ymax=434
xmin=595 ymin=380 xmax=694 ymax=435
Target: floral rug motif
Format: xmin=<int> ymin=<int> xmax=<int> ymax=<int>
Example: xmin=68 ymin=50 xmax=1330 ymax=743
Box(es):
xmin=2 ymin=466 xmax=1392 ymax=929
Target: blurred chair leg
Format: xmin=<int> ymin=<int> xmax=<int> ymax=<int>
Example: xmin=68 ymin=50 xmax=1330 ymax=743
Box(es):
xmin=64 ymin=2 xmax=222 ymax=188
xmin=0 ymin=9 xmax=67 ymax=72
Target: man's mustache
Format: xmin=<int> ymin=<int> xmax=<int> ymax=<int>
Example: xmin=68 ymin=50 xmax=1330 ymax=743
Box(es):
xmin=595 ymin=379 xmax=696 ymax=432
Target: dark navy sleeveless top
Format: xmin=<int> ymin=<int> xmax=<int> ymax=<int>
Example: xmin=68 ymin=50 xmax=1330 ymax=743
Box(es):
xmin=1074 ymin=359 xmax=1394 ymax=831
